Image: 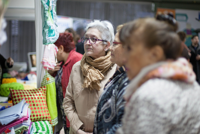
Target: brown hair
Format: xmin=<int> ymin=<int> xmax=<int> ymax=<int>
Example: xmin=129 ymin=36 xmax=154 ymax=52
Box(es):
xmin=65 ymin=28 xmax=79 ymax=44
xmin=177 ymin=31 xmax=186 ymax=41
xmin=116 ymin=25 xmax=123 ymax=33
xmin=119 ymin=15 xmax=182 ymax=60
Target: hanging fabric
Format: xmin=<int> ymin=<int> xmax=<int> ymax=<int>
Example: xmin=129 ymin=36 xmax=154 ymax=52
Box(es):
xmin=41 ymin=70 xmax=58 ymax=126
xmin=42 ymin=44 xmax=58 ymax=70
xmin=41 ymin=0 xmax=59 ymax=45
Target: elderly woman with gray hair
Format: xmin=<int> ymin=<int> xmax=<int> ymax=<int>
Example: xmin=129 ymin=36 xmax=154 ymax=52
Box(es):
xmin=63 ymin=20 xmax=117 ymax=134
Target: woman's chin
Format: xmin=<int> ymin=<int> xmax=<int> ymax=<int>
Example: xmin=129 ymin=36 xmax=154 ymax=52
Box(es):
xmin=85 ymin=52 xmax=96 ymax=59
xmin=85 ymin=52 xmax=93 ymax=57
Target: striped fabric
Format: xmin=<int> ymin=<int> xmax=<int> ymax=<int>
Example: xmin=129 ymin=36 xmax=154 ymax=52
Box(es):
xmin=30 ymin=121 xmax=53 ymax=134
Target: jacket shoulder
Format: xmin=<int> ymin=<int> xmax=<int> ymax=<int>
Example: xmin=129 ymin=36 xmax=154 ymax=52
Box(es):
xmin=134 ymin=78 xmax=200 ymax=107
xmin=71 ymin=51 xmax=83 ymax=60
xmin=72 ymin=61 xmax=81 ymax=70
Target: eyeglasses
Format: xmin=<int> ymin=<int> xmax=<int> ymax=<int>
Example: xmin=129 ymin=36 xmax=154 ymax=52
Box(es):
xmin=81 ymin=37 xmax=107 ymax=44
xmin=112 ymin=41 xmax=121 ymax=46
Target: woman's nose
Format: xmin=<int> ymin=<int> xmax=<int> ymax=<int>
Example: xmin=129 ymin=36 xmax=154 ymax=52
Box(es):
xmin=85 ymin=38 xmax=91 ymax=44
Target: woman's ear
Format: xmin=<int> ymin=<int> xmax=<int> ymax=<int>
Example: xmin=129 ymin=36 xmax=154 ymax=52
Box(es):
xmin=59 ymin=45 xmax=64 ymax=52
xmin=105 ymin=42 xmax=111 ymax=51
xmin=149 ymin=45 xmax=165 ymax=62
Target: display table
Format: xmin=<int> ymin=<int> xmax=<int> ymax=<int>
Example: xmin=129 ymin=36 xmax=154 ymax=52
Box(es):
xmin=17 ymin=79 xmax=37 ymax=90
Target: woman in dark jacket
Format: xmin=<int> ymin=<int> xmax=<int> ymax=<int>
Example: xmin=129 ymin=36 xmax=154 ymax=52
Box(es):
xmin=93 ymin=25 xmax=129 ymax=134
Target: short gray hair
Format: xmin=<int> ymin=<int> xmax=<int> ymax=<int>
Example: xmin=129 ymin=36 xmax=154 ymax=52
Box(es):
xmin=85 ymin=20 xmax=114 ymax=45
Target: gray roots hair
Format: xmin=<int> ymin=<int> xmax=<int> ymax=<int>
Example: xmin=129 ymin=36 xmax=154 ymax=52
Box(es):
xmin=85 ymin=20 xmax=114 ymax=45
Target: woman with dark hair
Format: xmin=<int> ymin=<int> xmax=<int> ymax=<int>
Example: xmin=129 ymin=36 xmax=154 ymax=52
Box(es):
xmin=49 ymin=32 xmax=82 ymax=134
xmin=117 ymin=14 xmax=200 ymax=134
xmin=177 ymin=31 xmax=191 ymax=60
xmin=65 ymin=28 xmax=79 ymax=44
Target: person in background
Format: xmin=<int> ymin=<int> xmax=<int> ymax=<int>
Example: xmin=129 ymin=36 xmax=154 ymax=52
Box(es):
xmin=49 ymin=32 xmax=82 ymax=134
xmin=65 ymin=28 xmax=79 ymax=45
xmin=0 ymin=54 xmax=14 ymax=84
xmin=63 ymin=20 xmax=116 ymax=134
xmin=0 ymin=17 xmax=14 ymax=84
xmin=177 ymin=31 xmax=191 ymax=60
xmin=93 ymin=24 xmax=129 ymax=134
xmin=76 ymin=41 xmax=85 ymax=55
xmin=189 ymin=35 xmax=200 ymax=84
xmin=117 ymin=14 xmax=200 ymax=134
xmin=65 ymin=28 xmax=85 ymax=55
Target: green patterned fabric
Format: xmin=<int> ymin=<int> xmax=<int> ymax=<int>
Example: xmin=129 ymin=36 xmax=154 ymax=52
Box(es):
xmin=15 ymin=125 xmax=29 ymax=134
xmin=41 ymin=71 xmax=58 ymax=126
xmin=31 ymin=121 xmax=53 ymax=134
xmin=41 ymin=71 xmax=55 ymax=86
xmin=0 ymin=82 xmax=24 ymax=96
xmin=41 ymin=0 xmax=59 ymax=45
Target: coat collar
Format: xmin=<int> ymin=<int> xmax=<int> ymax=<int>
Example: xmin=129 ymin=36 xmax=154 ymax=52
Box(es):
xmin=189 ymin=44 xmax=200 ymax=53
xmin=124 ymin=58 xmax=195 ymax=102
xmin=124 ymin=62 xmax=165 ymax=101
xmin=63 ymin=49 xmax=76 ymax=66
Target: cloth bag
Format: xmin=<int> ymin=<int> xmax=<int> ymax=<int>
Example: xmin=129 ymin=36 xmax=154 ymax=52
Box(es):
xmin=41 ymin=70 xmax=58 ymax=126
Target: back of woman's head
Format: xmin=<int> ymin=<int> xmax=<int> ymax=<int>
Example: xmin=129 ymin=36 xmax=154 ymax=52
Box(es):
xmin=177 ymin=31 xmax=186 ymax=42
xmin=54 ymin=32 xmax=75 ymax=53
xmin=119 ymin=14 xmax=182 ymax=60
xmin=85 ymin=20 xmax=114 ymax=44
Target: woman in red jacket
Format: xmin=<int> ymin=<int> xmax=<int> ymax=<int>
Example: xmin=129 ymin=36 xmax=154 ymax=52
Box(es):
xmin=49 ymin=32 xmax=83 ymax=134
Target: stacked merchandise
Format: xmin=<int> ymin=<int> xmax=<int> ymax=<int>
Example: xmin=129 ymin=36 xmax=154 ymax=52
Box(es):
xmin=30 ymin=121 xmax=53 ymax=134
xmin=0 ymin=96 xmax=11 ymax=111
xmin=0 ymin=99 xmax=31 ymax=134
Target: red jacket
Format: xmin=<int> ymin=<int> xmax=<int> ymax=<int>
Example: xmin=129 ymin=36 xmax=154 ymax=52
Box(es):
xmin=61 ymin=49 xmax=82 ymax=98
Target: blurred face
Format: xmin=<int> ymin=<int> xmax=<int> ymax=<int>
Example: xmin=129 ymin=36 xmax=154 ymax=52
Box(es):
xmin=191 ymin=36 xmax=199 ymax=46
xmin=110 ymin=33 xmax=125 ymax=66
xmin=56 ymin=46 xmax=63 ymax=62
xmin=84 ymin=28 xmax=109 ymax=59
xmin=123 ymin=32 xmax=165 ymax=80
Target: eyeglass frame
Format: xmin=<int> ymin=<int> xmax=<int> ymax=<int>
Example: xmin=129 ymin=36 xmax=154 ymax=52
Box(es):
xmin=81 ymin=37 xmax=108 ymax=44
xmin=112 ymin=41 xmax=121 ymax=46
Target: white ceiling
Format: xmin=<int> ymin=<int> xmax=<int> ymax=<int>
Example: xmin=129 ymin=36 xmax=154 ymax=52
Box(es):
xmin=4 ymin=0 xmax=35 ymax=20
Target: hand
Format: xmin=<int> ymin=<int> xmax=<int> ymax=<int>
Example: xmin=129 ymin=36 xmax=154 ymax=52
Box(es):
xmin=6 ymin=57 xmax=14 ymax=66
xmin=54 ymin=63 xmax=61 ymax=71
xmin=76 ymin=129 xmax=87 ymax=134
xmin=48 ymin=63 xmax=61 ymax=74
xmin=188 ymin=52 xmax=191 ymax=57
xmin=196 ymin=55 xmax=200 ymax=60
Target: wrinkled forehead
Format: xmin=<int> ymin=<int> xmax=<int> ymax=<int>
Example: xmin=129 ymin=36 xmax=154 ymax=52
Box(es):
xmin=85 ymin=28 xmax=101 ymax=38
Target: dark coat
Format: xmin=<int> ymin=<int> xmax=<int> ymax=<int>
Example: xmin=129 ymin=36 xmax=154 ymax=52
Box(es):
xmin=76 ymin=42 xmax=85 ymax=55
xmin=189 ymin=44 xmax=200 ymax=83
xmin=93 ymin=67 xmax=129 ymax=134
xmin=0 ymin=54 xmax=13 ymax=84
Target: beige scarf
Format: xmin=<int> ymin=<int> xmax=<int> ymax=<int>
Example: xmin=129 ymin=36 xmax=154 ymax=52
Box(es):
xmin=81 ymin=51 xmax=114 ymax=91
